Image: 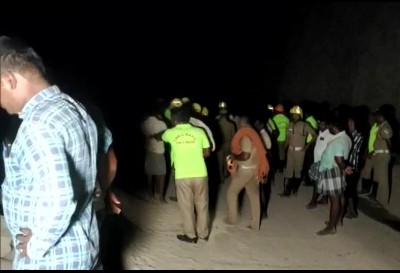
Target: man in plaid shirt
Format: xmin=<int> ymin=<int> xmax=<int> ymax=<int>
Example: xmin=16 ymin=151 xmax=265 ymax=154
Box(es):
xmin=0 ymin=36 xmax=101 ymax=269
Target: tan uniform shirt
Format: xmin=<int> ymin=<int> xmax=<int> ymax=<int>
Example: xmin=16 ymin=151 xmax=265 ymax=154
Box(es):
xmin=374 ymin=121 xmax=392 ymax=151
xmin=286 ymin=120 xmax=316 ymax=148
xmin=219 ymin=117 xmax=236 ymax=145
xmin=237 ymin=137 xmax=258 ymax=169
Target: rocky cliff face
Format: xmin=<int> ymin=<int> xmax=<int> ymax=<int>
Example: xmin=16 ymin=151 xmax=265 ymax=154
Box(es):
xmin=277 ymin=3 xmax=400 ymax=114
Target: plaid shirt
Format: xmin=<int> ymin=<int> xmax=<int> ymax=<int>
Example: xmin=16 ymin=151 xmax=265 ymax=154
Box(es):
xmin=1 ymin=86 xmax=100 ymax=270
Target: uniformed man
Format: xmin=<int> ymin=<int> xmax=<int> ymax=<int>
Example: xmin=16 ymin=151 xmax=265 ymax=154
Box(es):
xmin=302 ymin=109 xmax=318 ymax=186
xmin=267 ymin=103 xmax=290 ymax=172
xmin=217 ymin=105 xmax=236 ymax=184
xmin=281 ymin=106 xmax=317 ymax=197
xmin=359 ymin=107 xmax=392 ymax=206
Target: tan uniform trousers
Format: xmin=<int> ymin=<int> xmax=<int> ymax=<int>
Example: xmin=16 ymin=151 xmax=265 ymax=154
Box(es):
xmin=361 ymin=153 xmax=391 ymax=204
xmin=176 ymin=177 xmax=209 ymax=239
xmin=217 ymin=143 xmax=231 ymax=182
xmin=277 ymin=141 xmax=286 ymax=161
xmin=285 ymin=148 xmax=306 ymax=179
xmin=226 ymin=168 xmax=260 ymax=230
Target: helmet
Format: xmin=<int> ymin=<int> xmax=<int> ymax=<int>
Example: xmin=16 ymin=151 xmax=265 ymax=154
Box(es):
xmin=192 ymin=103 xmax=202 ymax=113
xmin=218 ymin=101 xmax=228 ymax=109
xmin=170 ymin=98 xmax=183 ymax=108
xmin=201 ymin=106 xmax=209 ymax=117
xmin=182 ymin=97 xmax=190 ymax=103
xmin=274 ymin=104 xmax=284 ymax=113
xmin=267 ymin=104 xmax=274 ymax=111
xmin=290 ymin=105 xmax=303 ymax=118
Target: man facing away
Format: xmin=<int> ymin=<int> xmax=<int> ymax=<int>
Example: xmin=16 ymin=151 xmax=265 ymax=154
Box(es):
xmin=158 ymin=107 xmax=211 ymax=243
xmin=0 ymin=36 xmax=100 ymax=269
xmin=141 ymin=105 xmax=168 ymax=202
xmin=225 ymin=115 xmax=270 ymax=230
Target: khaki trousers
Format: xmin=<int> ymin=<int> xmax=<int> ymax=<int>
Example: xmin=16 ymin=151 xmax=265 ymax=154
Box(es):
xmin=176 ymin=177 xmax=209 ymax=239
xmin=217 ymin=143 xmax=231 ymax=182
xmin=226 ymin=168 xmax=260 ymax=230
xmin=285 ymin=149 xmax=306 ymax=179
xmin=361 ymin=153 xmax=391 ymax=204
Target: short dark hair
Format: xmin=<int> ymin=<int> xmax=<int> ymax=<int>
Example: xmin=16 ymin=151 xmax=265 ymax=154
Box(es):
xmin=171 ymin=107 xmax=191 ymax=124
xmin=328 ymin=113 xmax=346 ymax=131
xmin=0 ymin=36 xmax=46 ymax=78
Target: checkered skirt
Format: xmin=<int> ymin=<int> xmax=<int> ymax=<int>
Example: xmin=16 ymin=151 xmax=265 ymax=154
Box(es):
xmin=309 ymin=163 xmax=346 ymax=196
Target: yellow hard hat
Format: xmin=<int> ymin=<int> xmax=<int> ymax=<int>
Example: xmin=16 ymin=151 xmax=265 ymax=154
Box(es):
xmin=170 ymin=98 xmax=183 ymax=108
xmin=290 ymin=105 xmax=303 ymax=118
xmin=192 ymin=103 xmax=202 ymax=113
xmin=274 ymin=104 xmax=284 ymax=113
xmin=218 ymin=101 xmax=227 ymax=109
xmin=201 ymin=106 xmax=209 ymax=117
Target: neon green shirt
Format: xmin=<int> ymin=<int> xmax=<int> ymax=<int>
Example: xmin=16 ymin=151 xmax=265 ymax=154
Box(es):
xmin=162 ymin=123 xmax=210 ymax=179
xmin=272 ymin=113 xmax=290 ymax=142
xmin=368 ymin=123 xmax=379 ymax=153
xmin=306 ymin=115 xmax=318 ymax=143
xmin=164 ymin=108 xmax=171 ymax=121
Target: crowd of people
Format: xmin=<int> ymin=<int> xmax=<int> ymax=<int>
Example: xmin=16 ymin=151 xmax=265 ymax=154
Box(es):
xmin=141 ymin=96 xmax=399 ymax=241
xmin=0 ymin=34 xmax=399 ymax=269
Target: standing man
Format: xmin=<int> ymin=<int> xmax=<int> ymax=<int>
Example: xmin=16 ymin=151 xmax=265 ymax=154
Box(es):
xmin=141 ymin=105 xmax=168 ymax=202
xmin=0 ymin=36 xmax=100 ymax=269
xmin=315 ymin=115 xmax=352 ymax=235
xmin=160 ymin=107 xmax=211 ymax=243
xmin=281 ymin=106 xmax=317 ymax=197
xmin=359 ymin=107 xmax=392 ymax=206
xmin=267 ymin=104 xmax=290 ymax=172
xmin=306 ymin=115 xmax=333 ymax=209
xmin=225 ymin=115 xmax=270 ymax=231
xmin=217 ymin=106 xmax=236 ymax=184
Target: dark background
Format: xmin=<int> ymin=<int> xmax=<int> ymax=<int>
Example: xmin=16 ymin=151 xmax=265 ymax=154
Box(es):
xmin=2 ymin=3 xmax=400 ymax=190
xmin=1 ymin=3 xmax=305 ymax=190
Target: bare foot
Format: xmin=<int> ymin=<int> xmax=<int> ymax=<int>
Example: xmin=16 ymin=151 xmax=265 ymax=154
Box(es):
xmin=316 ymin=227 xmax=336 ymax=236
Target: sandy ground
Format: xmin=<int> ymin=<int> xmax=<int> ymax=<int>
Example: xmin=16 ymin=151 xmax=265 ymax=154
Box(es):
xmin=118 ymin=172 xmax=400 ymax=270
xmin=2 ymin=172 xmax=400 ymax=270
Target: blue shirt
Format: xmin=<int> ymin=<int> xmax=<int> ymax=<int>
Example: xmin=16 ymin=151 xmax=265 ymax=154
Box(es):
xmin=1 ymin=86 xmax=100 ymax=270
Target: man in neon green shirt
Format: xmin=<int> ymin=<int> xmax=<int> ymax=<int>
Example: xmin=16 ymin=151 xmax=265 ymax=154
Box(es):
xmin=267 ymin=104 xmax=289 ymax=171
xmin=359 ymin=121 xmax=379 ymax=194
xmin=161 ymin=107 xmax=211 ymax=243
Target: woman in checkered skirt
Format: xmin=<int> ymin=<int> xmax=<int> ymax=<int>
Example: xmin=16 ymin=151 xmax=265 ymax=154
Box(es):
xmin=314 ymin=115 xmax=353 ymax=236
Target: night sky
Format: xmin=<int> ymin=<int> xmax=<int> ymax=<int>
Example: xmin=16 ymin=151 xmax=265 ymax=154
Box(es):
xmin=1 ymin=3 xmax=305 ymax=112
xmin=1 ymin=3 xmax=306 ymax=188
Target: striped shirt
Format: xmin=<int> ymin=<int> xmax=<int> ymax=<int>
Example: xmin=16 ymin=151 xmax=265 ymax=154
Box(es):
xmin=348 ymin=130 xmax=364 ymax=172
xmin=1 ymin=86 xmax=100 ymax=270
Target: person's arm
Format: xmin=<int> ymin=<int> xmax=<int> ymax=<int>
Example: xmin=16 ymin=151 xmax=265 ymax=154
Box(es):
xmin=22 ymin=123 xmax=79 ymax=259
xmin=201 ymin=130 xmax=211 ymax=158
xmin=304 ymin=124 xmax=317 ymax=150
xmin=232 ymin=137 xmax=251 ymax=161
xmin=260 ymin=128 xmax=272 ymax=150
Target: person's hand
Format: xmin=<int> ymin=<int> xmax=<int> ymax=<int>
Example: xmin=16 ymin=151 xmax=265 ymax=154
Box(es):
xmin=105 ymin=191 xmax=122 ymax=215
xmin=344 ymin=166 xmax=353 ymax=176
xmin=16 ymin=228 xmax=32 ymax=258
xmin=366 ymin=152 xmax=373 ymax=159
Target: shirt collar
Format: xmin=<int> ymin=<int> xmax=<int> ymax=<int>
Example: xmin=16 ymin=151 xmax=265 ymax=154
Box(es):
xmin=19 ymin=85 xmax=61 ymax=119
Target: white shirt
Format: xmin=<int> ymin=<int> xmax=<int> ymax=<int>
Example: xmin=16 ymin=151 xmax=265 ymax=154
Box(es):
xmin=189 ymin=117 xmax=216 ymax=152
xmin=313 ymin=129 xmax=334 ymax=162
xmin=141 ymin=116 xmax=167 ymax=154
xmin=260 ymin=129 xmax=272 ymax=150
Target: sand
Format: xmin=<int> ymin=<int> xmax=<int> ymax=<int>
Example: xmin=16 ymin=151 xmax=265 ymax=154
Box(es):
xmin=2 ymin=172 xmax=400 ymax=270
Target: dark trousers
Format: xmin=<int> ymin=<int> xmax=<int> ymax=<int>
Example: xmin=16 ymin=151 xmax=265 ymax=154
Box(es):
xmin=344 ymin=171 xmax=360 ymax=216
